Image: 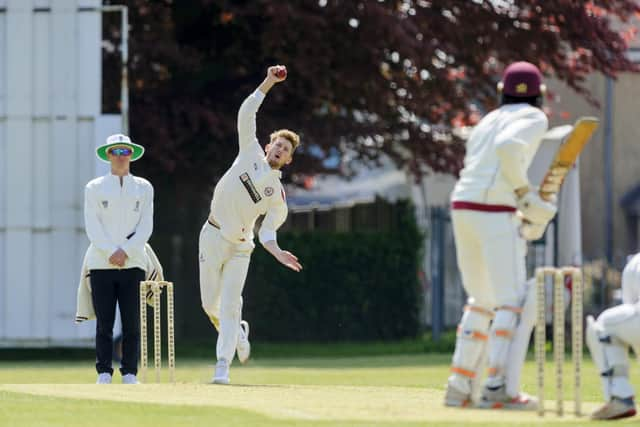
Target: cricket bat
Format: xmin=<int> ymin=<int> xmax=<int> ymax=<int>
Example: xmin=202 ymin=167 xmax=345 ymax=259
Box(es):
xmin=538 ymin=117 xmax=599 ymax=201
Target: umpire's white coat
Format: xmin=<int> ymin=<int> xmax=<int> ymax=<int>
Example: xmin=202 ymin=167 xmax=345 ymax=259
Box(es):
xmin=75 ymin=243 xmax=164 ymax=323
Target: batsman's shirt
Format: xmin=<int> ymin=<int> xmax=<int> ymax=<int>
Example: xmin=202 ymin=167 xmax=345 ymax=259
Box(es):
xmin=84 ymin=173 xmax=154 ymax=270
xmin=452 ymin=103 xmax=548 ymax=207
xmin=209 ymin=90 xmax=288 ymax=245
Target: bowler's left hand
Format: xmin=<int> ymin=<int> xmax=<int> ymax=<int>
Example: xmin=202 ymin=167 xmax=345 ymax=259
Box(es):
xmin=275 ymin=250 xmax=302 ymax=272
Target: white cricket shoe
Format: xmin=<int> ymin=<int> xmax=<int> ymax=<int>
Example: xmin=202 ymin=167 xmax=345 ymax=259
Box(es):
xmin=212 ymin=359 xmax=230 ymax=385
xmin=96 ymin=373 xmax=112 ymax=384
xmin=591 ymin=397 xmax=636 ymax=420
xmin=477 ymin=383 xmax=538 ymax=410
xmin=444 ymin=383 xmax=472 ymax=407
xmin=236 ymin=320 xmax=251 ymax=364
xmin=122 ymin=374 xmax=140 ymax=384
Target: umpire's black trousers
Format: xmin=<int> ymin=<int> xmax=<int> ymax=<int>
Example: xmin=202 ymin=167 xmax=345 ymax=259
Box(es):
xmin=89 ymin=268 xmax=145 ymax=376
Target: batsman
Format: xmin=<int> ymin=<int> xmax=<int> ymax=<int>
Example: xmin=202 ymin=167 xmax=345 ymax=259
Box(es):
xmin=445 ymin=62 xmax=557 ymax=409
xmin=199 ymin=65 xmax=302 ymax=385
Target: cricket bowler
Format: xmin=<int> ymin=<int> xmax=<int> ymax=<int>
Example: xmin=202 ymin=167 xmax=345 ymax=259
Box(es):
xmin=444 ymin=62 xmax=557 ymax=409
xmin=586 ymin=253 xmax=640 ymax=420
xmin=199 ymin=65 xmax=302 ymax=384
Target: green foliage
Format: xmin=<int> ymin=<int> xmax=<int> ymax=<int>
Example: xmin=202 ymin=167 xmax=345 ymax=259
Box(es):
xmin=244 ymin=202 xmax=423 ymax=341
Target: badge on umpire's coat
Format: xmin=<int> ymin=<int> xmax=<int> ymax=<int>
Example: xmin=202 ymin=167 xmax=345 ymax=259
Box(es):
xmin=264 ymin=187 xmax=274 ymax=197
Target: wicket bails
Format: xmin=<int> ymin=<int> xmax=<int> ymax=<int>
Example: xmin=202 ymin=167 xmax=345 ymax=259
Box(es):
xmin=535 ymin=267 xmax=583 ymax=417
xmin=139 ymin=280 xmax=175 ymax=383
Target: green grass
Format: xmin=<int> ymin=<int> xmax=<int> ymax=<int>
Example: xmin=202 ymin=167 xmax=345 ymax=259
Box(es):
xmin=0 ymin=332 xmax=458 ymax=361
xmin=0 ymin=352 xmax=635 ymax=426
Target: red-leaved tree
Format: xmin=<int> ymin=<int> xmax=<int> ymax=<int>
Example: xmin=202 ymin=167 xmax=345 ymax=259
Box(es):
xmin=103 ymin=0 xmax=639 ymax=184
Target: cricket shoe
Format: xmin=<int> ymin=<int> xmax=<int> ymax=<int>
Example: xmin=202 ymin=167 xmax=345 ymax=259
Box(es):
xmin=96 ymin=373 xmax=112 ymax=384
xmin=122 ymin=374 xmax=139 ymax=384
xmin=236 ymin=320 xmax=251 ymax=364
xmin=212 ymin=358 xmax=230 ymax=385
xmin=444 ymin=382 xmax=472 ymax=407
xmin=477 ymin=384 xmax=538 ymax=410
xmin=591 ymin=397 xmax=636 ymax=420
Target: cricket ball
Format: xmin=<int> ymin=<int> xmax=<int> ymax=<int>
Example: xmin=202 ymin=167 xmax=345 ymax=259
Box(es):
xmin=275 ymin=67 xmax=287 ymax=79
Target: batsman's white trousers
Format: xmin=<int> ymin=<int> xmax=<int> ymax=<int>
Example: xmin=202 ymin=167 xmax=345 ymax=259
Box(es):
xmin=199 ymin=221 xmax=253 ymax=363
xmin=452 ymin=210 xmax=527 ymax=309
xmin=451 ymin=209 xmax=528 ymax=396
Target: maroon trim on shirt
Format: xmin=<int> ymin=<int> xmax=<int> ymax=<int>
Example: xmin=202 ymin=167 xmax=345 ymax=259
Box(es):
xmin=451 ymin=201 xmax=516 ymax=213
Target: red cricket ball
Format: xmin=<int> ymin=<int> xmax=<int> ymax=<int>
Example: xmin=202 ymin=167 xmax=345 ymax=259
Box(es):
xmin=275 ymin=67 xmax=287 ymax=79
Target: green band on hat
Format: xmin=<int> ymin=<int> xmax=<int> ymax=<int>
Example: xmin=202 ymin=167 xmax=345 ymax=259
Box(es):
xmin=96 ymin=141 xmax=145 ymax=163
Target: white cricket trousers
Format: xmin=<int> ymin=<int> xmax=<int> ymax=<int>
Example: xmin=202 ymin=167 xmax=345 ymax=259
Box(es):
xmin=451 ymin=209 xmax=528 ymax=392
xmin=199 ymin=221 xmax=253 ymax=363
xmin=451 ymin=210 xmax=527 ymax=309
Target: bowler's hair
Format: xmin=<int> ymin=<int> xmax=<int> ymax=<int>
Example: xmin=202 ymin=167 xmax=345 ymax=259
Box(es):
xmin=270 ymin=129 xmax=300 ymax=153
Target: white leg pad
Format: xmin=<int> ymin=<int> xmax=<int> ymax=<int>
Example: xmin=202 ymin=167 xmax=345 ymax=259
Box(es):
xmin=448 ymin=306 xmax=493 ymax=395
xmin=486 ymin=308 xmax=519 ymax=386
xmin=505 ymin=278 xmax=537 ymax=396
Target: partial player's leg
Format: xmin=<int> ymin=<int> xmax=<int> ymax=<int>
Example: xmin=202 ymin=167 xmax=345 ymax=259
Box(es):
xmin=446 ymin=211 xmax=495 ymax=406
xmin=587 ymin=304 xmax=640 ymax=420
xmin=214 ymin=247 xmax=252 ymax=384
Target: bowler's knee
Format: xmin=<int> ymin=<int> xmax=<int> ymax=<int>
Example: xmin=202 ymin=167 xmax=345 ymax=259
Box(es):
xmin=220 ymin=299 xmax=242 ymax=319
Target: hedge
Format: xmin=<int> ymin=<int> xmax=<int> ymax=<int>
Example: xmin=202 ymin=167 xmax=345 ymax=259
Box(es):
xmin=243 ymin=202 xmax=423 ymax=341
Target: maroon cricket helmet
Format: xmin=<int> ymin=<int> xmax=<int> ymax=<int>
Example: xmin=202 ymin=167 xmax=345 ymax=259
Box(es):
xmin=498 ymin=61 xmax=546 ymax=97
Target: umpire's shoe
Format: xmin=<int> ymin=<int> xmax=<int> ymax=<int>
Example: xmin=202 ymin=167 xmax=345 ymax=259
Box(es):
xmin=591 ymin=397 xmax=636 ymax=420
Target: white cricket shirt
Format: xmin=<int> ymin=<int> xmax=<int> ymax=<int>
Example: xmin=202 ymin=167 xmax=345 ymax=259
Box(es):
xmin=208 ymin=90 xmax=288 ymax=245
xmin=451 ymin=103 xmax=548 ymax=207
xmin=84 ymin=173 xmax=154 ymax=270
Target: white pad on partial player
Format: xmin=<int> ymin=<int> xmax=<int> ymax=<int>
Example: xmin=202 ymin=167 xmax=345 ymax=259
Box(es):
xmin=586 ymin=310 xmax=636 ymax=400
xmin=448 ymin=304 xmax=493 ymax=395
xmin=517 ymin=190 xmax=557 ymax=225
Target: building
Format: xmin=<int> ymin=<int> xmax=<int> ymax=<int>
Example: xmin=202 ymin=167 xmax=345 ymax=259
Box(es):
xmin=0 ymin=0 xmax=121 ymax=346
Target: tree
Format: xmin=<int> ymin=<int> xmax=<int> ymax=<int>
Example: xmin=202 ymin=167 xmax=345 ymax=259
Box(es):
xmin=104 ymin=0 xmax=639 ymax=183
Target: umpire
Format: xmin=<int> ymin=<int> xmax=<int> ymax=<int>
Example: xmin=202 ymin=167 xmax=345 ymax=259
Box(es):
xmin=84 ymin=134 xmax=154 ymax=384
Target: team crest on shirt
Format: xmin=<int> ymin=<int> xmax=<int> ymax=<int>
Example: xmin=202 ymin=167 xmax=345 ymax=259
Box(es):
xmin=102 ymin=201 xmax=108 ymax=208
xmin=264 ymin=187 xmax=274 ymax=197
